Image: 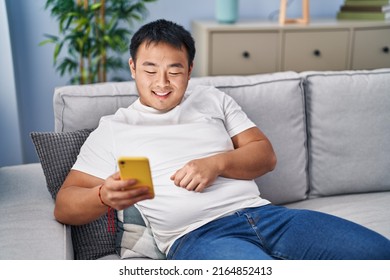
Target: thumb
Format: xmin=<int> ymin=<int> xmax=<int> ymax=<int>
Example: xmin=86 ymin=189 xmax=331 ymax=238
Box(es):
xmin=112 ymin=171 xmax=121 ymax=180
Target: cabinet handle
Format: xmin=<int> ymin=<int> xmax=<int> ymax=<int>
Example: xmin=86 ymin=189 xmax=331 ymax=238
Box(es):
xmin=313 ymin=49 xmax=321 ymax=57
xmin=242 ymin=51 xmax=250 ymax=58
xmin=383 ymin=46 xmax=389 ymax=54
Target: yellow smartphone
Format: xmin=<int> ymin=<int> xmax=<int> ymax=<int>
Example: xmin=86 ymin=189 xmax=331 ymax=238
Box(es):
xmin=117 ymin=156 xmax=154 ymax=197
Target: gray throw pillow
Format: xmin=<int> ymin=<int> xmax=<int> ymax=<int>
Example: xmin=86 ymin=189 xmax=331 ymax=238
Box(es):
xmin=30 ymin=129 xmax=116 ymax=260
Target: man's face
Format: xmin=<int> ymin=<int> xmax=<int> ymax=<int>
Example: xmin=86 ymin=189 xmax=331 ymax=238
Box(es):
xmin=129 ymin=41 xmax=193 ymax=112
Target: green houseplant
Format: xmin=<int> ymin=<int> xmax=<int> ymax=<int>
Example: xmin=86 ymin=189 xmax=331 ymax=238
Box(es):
xmin=41 ymin=0 xmax=156 ymax=84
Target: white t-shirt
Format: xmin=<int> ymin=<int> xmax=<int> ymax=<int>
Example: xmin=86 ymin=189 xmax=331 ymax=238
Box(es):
xmin=73 ymin=85 xmax=270 ymax=253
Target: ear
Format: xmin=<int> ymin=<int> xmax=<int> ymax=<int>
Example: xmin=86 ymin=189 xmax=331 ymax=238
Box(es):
xmin=188 ymin=62 xmax=194 ymax=80
xmin=129 ymin=58 xmax=136 ymax=79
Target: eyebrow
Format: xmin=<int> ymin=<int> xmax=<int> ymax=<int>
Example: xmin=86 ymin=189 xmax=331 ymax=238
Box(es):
xmin=142 ymin=61 xmax=184 ymax=68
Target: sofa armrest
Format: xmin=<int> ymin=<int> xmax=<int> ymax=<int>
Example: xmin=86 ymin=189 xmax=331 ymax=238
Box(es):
xmin=0 ymin=163 xmax=73 ymax=259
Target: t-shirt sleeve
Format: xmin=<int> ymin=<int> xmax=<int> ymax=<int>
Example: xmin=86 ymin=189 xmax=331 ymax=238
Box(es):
xmin=221 ymin=92 xmax=256 ymax=138
xmin=72 ymin=117 xmax=117 ymax=179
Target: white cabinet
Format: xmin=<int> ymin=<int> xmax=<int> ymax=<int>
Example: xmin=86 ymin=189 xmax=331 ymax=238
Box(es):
xmin=210 ymin=31 xmax=279 ymax=75
xmin=192 ymin=20 xmax=390 ymax=76
xmin=283 ymin=30 xmax=349 ymax=71
xmin=352 ymin=27 xmax=390 ymax=70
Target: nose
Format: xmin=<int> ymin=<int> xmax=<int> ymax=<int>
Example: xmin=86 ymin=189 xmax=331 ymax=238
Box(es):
xmin=156 ymin=71 xmax=170 ymax=87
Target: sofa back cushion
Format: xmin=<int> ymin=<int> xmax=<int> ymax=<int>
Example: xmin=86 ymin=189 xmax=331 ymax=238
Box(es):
xmin=303 ymin=69 xmax=390 ymax=197
xmin=54 ymin=82 xmax=139 ymax=133
xmin=187 ymin=73 xmax=308 ymax=205
xmin=54 ymin=71 xmax=308 ymax=205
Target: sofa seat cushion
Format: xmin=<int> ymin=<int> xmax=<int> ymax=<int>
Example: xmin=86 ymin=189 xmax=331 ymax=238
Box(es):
xmin=303 ymin=69 xmax=390 ymax=197
xmin=284 ymin=191 xmax=390 ymax=239
xmin=0 ymin=163 xmax=72 ymax=259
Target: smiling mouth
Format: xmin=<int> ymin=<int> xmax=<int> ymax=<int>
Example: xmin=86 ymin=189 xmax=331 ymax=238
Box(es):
xmin=153 ymin=91 xmax=171 ymax=97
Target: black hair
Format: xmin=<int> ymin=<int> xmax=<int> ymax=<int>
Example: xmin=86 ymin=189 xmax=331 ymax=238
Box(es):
xmin=130 ymin=19 xmax=195 ymax=67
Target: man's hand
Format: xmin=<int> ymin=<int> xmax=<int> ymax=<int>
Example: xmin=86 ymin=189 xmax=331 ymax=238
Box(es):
xmin=99 ymin=172 xmax=154 ymax=210
xmin=170 ymin=157 xmax=221 ymax=192
xmin=55 ymin=170 xmax=153 ymax=225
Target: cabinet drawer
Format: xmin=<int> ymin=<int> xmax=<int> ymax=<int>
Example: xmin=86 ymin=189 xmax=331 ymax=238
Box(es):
xmin=352 ymin=28 xmax=390 ymax=70
xmin=283 ymin=30 xmax=349 ymax=71
xmin=210 ymin=32 xmax=279 ymax=75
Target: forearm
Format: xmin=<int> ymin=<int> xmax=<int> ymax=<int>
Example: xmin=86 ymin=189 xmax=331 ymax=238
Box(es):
xmin=171 ymin=127 xmax=277 ymax=192
xmin=54 ymin=185 xmax=107 ymax=226
xmin=214 ymin=139 xmax=277 ymax=180
xmin=54 ymin=171 xmax=153 ymax=225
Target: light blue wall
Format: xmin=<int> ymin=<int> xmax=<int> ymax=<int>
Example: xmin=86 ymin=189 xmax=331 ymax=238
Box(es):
xmin=5 ymin=0 xmax=66 ymax=166
xmin=144 ymin=0 xmax=344 ymax=30
xmin=4 ymin=0 xmax=343 ymax=166
xmin=0 ymin=0 xmax=23 ymax=166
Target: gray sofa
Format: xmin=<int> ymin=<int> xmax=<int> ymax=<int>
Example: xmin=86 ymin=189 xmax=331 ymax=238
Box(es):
xmin=1 ymin=69 xmax=389 ymax=260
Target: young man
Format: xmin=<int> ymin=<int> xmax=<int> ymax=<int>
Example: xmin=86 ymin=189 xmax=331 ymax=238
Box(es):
xmin=55 ymin=19 xmax=390 ymax=260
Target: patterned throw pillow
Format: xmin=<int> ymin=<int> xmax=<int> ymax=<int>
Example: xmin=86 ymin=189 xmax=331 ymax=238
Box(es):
xmin=30 ymin=129 xmax=116 ymax=260
xmin=30 ymin=129 xmax=92 ymax=199
xmin=116 ymin=207 xmax=165 ymax=259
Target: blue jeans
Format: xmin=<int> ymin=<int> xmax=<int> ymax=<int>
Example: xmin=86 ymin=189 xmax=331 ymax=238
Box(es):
xmin=167 ymin=205 xmax=390 ymax=260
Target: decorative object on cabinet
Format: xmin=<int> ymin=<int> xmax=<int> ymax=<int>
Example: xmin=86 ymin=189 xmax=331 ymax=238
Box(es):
xmin=215 ymin=0 xmax=239 ymax=24
xmin=279 ymin=0 xmax=310 ymax=25
xmin=337 ymin=0 xmax=389 ymax=21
